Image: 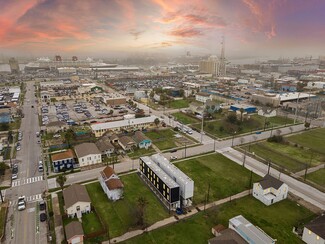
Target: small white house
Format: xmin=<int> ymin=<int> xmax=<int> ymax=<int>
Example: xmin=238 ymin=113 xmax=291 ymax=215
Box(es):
xmin=63 ymin=184 xmax=91 ymax=218
xmin=74 ymin=142 xmax=102 ymax=167
xmin=195 ymin=92 xmax=211 ymax=103
xmin=99 ymin=166 xmax=124 ymax=201
xmin=253 ymin=174 xmax=288 ymax=206
xmin=302 ymin=214 xmax=325 ymax=244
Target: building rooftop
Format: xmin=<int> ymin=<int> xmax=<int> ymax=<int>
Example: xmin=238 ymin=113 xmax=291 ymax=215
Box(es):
xmin=258 ymin=174 xmax=284 ymax=190
xmin=106 ymin=178 xmax=124 ymax=190
xmin=51 ymin=149 xmax=75 ymax=162
xmin=151 ymin=153 xmax=194 ymax=198
xmin=63 ymin=184 xmax=91 ymax=209
xmin=74 ymin=142 xmax=100 ymax=158
xmin=65 ymin=221 xmax=84 ymax=240
xmin=140 ymin=156 xmax=179 ymax=189
xmin=229 ymin=215 xmax=276 ymax=244
xmin=305 ymin=214 xmax=325 ymax=239
xmin=91 ymin=115 xmax=158 ymax=131
xmin=208 ymin=228 xmax=246 ymax=244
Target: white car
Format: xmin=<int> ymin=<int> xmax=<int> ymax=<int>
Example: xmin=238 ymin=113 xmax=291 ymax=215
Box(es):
xmin=16 ymin=146 xmax=21 ymax=151
xmin=170 ymin=156 xmax=178 ymax=160
xmin=17 ymin=196 xmax=26 ymax=211
xmin=11 ymin=174 xmax=18 ymax=180
xmin=53 ymin=134 xmax=61 ymax=138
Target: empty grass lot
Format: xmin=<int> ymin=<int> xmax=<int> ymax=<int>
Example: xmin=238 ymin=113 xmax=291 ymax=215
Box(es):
xmin=145 ymin=129 xmax=177 ymax=150
xmin=172 ymin=112 xmax=200 ymax=125
xmin=176 ymin=154 xmax=261 ymax=204
xmin=167 ymin=99 xmax=190 ymax=109
xmin=123 ymin=196 xmax=314 ymax=244
xmin=245 ymin=142 xmax=324 ymax=172
xmin=287 ymin=128 xmax=325 ymax=155
xmin=192 ymin=115 xmax=295 ymax=138
xmin=307 ymin=168 xmax=325 ymax=187
xmin=86 ymin=173 xmax=169 ymax=238
xmin=128 ymin=147 xmax=156 ymax=159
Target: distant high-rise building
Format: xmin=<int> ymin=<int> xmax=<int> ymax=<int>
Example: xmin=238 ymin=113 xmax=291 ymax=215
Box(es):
xmin=9 ymin=57 xmax=20 ymax=74
xmin=199 ymin=55 xmax=218 ymax=75
xmin=217 ymin=36 xmax=226 ymax=77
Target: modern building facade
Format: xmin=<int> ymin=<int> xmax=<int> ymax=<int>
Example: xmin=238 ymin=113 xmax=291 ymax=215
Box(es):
xmin=139 ymin=156 xmax=180 ymax=210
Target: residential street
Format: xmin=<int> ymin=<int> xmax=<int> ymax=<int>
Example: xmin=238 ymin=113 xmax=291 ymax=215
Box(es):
xmin=4 ymin=81 xmax=48 ymax=244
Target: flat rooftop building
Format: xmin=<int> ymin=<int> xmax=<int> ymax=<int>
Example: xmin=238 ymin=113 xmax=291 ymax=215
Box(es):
xmin=151 ymin=153 xmax=194 ymax=207
xmin=229 ymin=215 xmax=276 ymax=244
xmin=91 ymin=115 xmax=158 ymax=137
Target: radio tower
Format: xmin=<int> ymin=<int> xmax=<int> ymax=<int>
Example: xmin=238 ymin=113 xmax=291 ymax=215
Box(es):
xmin=218 ymin=36 xmax=226 ymax=77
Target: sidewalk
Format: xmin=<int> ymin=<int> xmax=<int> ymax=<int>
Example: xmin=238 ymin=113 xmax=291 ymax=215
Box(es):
xmin=104 ymin=190 xmax=250 ymax=243
xmin=295 ymin=163 xmax=325 ymax=177
xmin=52 ymin=193 xmax=64 ymax=243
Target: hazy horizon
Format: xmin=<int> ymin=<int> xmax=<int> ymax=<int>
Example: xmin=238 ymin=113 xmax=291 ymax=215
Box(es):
xmin=1 ymin=0 xmax=325 ymax=59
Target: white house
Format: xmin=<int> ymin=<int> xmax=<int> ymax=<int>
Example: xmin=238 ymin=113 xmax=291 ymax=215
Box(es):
xmin=74 ymin=143 xmax=102 ymax=167
xmin=302 ymin=214 xmax=325 ymax=244
xmin=195 ymin=92 xmax=212 ymax=103
xmin=63 ymin=184 xmax=91 ymax=218
xmin=253 ymin=174 xmax=288 ymax=206
xmin=99 ymin=166 xmax=124 ymax=201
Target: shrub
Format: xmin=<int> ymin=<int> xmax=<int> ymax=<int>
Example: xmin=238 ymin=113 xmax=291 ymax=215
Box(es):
xmin=267 ymin=135 xmax=284 ymax=143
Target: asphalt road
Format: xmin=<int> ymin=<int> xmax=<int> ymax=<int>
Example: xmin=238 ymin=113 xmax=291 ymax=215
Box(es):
xmin=5 ymin=81 xmax=48 ymax=244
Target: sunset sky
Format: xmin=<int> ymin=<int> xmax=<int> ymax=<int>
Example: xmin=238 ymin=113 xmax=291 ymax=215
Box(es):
xmin=1 ymin=0 xmax=325 ymax=59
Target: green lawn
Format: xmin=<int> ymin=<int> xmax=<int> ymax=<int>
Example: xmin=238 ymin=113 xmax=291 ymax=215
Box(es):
xmin=128 ymin=147 xmax=156 ymax=159
xmin=145 ymin=129 xmax=177 ymax=150
xmin=176 ymin=154 xmax=261 ymax=204
xmin=244 ymin=142 xmax=324 ymax=172
xmin=86 ymin=173 xmax=169 ymax=238
xmin=82 ymin=212 xmax=103 ymax=235
xmin=307 ymin=168 xmax=325 ymax=187
xmin=191 ymin=115 xmax=295 ymax=138
xmin=123 ymin=196 xmax=314 ymax=244
xmin=167 ymin=100 xmax=190 ymax=109
xmin=172 ymin=112 xmax=200 ymax=125
xmin=245 ymin=143 xmax=306 ymax=172
xmin=288 ymin=128 xmax=325 ymax=155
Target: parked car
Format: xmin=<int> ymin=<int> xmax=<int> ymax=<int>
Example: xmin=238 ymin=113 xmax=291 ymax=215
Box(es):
xmin=39 ymin=201 xmax=46 ymax=211
xmin=40 ymin=213 xmax=47 ymax=222
xmin=170 ymin=149 xmax=177 ymax=153
xmin=170 ymin=156 xmax=178 ymax=160
xmin=11 ymin=174 xmax=18 ymax=180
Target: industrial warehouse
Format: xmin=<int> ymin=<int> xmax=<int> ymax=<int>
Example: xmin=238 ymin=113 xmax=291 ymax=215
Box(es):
xmin=139 ymin=154 xmax=194 ymax=210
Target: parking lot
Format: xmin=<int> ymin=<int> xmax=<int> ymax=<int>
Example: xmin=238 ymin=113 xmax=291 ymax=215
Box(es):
xmin=40 ymin=99 xmax=135 ymax=125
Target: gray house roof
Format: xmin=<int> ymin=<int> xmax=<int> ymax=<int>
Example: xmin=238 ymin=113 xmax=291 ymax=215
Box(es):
xmin=65 ymin=221 xmax=84 ymax=240
xmin=119 ymin=136 xmax=136 ymax=147
xmin=74 ymin=142 xmax=100 ymax=158
xmin=305 ymin=214 xmax=325 ymax=239
xmin=63 ymin=184 xmax=91 ymax=209
xmin=258 ymin=174 xmax=284 ymax=190
xmin=132 ymin=131 xmax=150 ymax=144
xmin=95 ymin=136 xmax=115 ymax=153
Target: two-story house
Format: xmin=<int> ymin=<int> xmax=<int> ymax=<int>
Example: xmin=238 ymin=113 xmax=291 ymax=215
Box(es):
xmin=253 ymin=174 xmax=288 ymax=206
xmin=74 ymin=143 xmax=102 ymax=167
xmin=99 ymin=166 xmax=124 ymax=201
xmin=63 ymin=184 xmax=91 ymax=218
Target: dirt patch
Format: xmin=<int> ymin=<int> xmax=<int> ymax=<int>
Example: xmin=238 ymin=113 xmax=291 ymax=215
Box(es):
xmin=288 ymin=192 xmax=323 ymax=214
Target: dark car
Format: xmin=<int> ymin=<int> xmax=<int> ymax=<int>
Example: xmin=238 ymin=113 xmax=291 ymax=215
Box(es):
xmin=40 ymin=213 xmax=47 ymax=222
xmin=39 ymin=201 xmax=46 ymax=211
xmin=170 ymin=149 xmax=177 ymax=153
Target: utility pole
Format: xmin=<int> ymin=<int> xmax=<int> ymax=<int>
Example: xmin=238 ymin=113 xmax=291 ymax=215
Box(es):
xmin=267 ymin=162 xmax=271 ymax=175
xmin=207 ymin=183 xmax=210 ymax=203
xmin=231 ymin=131 xmax=236 ymax=147
xmin=294 ymin=92 xmax=300 ymax=124
xmin=243 ymin=147 xmax=247 ymax=167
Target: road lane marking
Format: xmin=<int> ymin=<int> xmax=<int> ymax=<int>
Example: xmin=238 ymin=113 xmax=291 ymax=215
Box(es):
xmin=11 ymin=176 xmax=44 ymax=188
